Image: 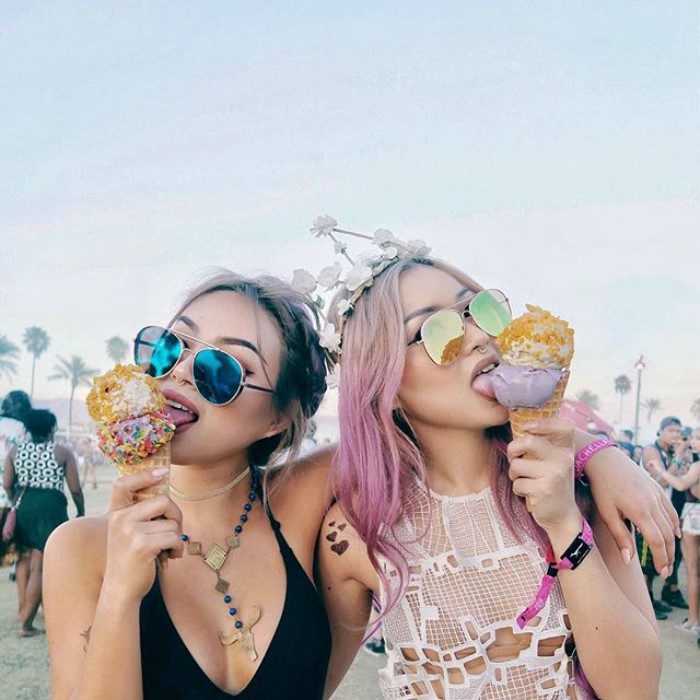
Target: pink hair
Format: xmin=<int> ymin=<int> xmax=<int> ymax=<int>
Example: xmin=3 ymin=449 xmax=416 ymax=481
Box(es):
xmin=330 ymin=258 xmax=552 ymax=620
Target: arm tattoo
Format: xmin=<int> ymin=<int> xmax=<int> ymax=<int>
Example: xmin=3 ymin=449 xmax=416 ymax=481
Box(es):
xmin=326 ymin=520 xmax=350 ymax=556
xmin=80 ymin=626 xmax=92 ymax=652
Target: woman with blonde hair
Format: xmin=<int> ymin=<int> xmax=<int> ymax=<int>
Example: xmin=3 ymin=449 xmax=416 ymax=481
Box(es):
xmin=45 ymin=271 xmax=332 ymax=699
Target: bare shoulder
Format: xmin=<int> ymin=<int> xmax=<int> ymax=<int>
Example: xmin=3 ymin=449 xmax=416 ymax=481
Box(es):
xmin=45 ymin=514 xmax=108 ymax=577
xmin=641 ymin=445 xmax=659 ymax=461
xmin=268 ymin=444 xmax=337 ymax=521
xmin=53 ymin=443 xmax=73 ymax=461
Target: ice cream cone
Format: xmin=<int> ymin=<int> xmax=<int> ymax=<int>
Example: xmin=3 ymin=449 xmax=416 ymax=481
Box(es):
xmin=509 ymin=373 xmax=569 ymax=439
xmin=118 ymin=443 xmax=172 ymax=501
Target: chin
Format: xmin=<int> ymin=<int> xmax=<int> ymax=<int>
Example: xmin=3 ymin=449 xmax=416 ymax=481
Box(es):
xmin=481 ymin=402 xmax=509 ymax=429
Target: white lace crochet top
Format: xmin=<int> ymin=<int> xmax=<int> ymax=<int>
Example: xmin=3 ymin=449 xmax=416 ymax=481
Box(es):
xmin=377 ymin=482 xmax=586 ymax=699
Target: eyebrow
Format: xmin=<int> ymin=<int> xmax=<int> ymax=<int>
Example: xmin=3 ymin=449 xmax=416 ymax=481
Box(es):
xmin=403 ymin=287 xmax=474 ymax=324
xmin=175 ymin=315 xmax=267 ymax=364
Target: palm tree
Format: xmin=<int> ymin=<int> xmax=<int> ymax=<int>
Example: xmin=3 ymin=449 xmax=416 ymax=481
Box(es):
xmin=0 ymin=335 xmax=20 ymax=381
xmin=691 ymin=399 xmax=700 ymax=424
xmin=576 ymin=390 xmax=600 ymax=412
xmin=49 ymin=355 xmax=99 ymax=429
xmin=106 ymin=336 xmax=130 ymax=364
xmin=643 ymin=398 xmax=662 ymax=424
xmin=22 ymin=326 xmax=51 ymax=399
xmin=614 ymin=374 xmax=632 ymax=422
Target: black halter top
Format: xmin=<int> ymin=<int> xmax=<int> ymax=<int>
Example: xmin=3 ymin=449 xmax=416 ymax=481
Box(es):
xmin=139 ymin=504 xmax=331 ymax=699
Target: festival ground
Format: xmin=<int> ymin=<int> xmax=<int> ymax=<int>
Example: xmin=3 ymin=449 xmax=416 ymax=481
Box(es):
xmin=1 ymin=475 xmax=697 ymax=699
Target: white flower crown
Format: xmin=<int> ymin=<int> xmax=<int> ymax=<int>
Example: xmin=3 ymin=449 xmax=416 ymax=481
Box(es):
xmin=292 ymin=216 xmax=432 ymax=386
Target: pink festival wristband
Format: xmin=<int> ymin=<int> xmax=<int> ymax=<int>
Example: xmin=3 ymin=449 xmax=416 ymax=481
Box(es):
xmin=574 ymin=439 xmax=617 ymax=480
xmin=517 ymin=518 xmax=595 ymax=629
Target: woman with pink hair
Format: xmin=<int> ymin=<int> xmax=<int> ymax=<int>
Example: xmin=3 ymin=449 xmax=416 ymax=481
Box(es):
xmin=318 ymin=254 xmax=664 ymax=699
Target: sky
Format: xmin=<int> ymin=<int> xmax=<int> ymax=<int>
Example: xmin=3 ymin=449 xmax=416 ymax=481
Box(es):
xmin=1 ymin=1 xmax=699 ymax=440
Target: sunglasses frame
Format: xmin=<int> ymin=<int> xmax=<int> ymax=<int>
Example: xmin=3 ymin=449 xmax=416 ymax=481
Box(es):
xmin=134 ymin=325 xmax=274 ymax=406
xmin=407 ymin=289 xmax=511 ymax=366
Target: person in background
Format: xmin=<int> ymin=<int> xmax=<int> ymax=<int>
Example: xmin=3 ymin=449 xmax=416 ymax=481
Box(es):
xmin=640 ymin=416 xmax=689 ymax=618
xmin=79 ymin=437 xmax=98 ymax=490
xmin=617 ymin=429 xmax=636 ymax=460
xmin=0 ymin=391 xmax=31 ymax=603
xmin=3 ymin=409 xmax=84 ymax=636
xmin=648 ymin=428 xmax=700 ymax=636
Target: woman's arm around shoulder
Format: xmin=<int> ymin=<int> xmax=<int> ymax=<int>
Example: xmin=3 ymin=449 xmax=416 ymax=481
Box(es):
xmin=317 ymin=501 xmax=379 ymax=700
xmin=571 ymin=428 xmax=678 ymax=576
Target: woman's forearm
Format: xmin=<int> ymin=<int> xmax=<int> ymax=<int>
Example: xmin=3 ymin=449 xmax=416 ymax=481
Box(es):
xmin=546 ymin=518 xmax=661 ymax=699
xmin=68 ymin=584 xmax=143 ymax=700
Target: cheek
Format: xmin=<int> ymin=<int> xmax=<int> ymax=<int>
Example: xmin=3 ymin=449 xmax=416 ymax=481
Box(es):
xmin=399 ymin=352 xmax=470 ymax=414
xmin=199 ymin=394 xmax=277 ymax=445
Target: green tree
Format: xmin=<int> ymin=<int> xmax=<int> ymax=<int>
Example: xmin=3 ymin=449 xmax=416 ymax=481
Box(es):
xmin=22 ymin=326 xmax=51 ymax=399
xmin=0 ymin=335 xmax=20 ymax=381
xmin=614 ymin=374 xmax=632 ymax=422
xmin=49 ymin=355 xmax=99 ymax=428
xmin=576 ymin=390 xmax=600 ymax=412
xmin=643 ymin=398 xmax=662 ymax=424
xmin=692 ymin=399 xmax=700 ymax=424
xmin=106 ymin=336 xmax=130 ymax=364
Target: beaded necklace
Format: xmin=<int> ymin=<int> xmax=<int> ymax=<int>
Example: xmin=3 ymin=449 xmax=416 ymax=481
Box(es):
xmin=179 ymin=466 xmax=262 ymax=661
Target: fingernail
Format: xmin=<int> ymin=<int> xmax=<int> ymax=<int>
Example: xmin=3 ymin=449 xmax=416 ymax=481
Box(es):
xmin=661 ymin=566 xmax=669 ymax=579
xmin=675 ymin=527 xmax=682 ymax=539
xmin=152 ymin=468 xmax=169 ymax=478
xmin=621 ymin=548 xmax=632 ymax=564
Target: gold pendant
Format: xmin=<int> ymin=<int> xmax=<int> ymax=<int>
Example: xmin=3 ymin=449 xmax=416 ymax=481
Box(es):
xmin=215 ymin=578 xmax=230 ymax=594
xmin=204 ymin=543 xmax=229 ymax=572
xmin=220 ymin=606 xmax=261 ymax=662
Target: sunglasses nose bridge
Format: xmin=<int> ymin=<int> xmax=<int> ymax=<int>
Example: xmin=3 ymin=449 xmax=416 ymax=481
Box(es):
xmin=170 ymin=344 xmax=196 ymax=384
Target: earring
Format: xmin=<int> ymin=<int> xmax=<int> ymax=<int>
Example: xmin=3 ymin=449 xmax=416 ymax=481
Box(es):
xmin=477 ymin=343 xmax=489 ymax=354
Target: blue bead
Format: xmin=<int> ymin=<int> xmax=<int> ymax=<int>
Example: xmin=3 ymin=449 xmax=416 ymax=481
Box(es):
xmin=249 ymin=492 xmax=256 ymax=500
xmin=224 ymin=595 xmax=232 ymax=604
xmin=244 ymin=503 xmax=252 ymax=511
xmin=240 ymin=514 xmax=248 ymax=522
xmin=181 ymin=534 xmax=189 ymax=541
xmin=229 ymin=608 xmax=237 ymax=616
xmin=235 ymin=620 xmax=243 ymax=629
xmin=235 ymin=525 xmax=243 ymax=534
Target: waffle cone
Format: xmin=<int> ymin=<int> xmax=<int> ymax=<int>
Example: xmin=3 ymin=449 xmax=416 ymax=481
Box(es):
xmin=116 ymin=444 xmax=171 ymax=501
xmin=509 ymin=373 xmax=569 ymax=439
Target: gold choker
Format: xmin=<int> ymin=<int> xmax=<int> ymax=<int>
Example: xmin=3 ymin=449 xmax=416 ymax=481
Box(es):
xmin=169 ymin=467 xmax=251 ymax=502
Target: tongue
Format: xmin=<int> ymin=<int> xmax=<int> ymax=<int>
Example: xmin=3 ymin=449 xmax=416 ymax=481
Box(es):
xmin=164 ymin=405 xmax=197 ymax=427
xmin=472 ymin=373 xmax=497 ymax=400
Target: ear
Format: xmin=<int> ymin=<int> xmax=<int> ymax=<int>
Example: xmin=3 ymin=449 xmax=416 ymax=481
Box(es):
xmin=262 ymin=411 xmax=292 ymax=440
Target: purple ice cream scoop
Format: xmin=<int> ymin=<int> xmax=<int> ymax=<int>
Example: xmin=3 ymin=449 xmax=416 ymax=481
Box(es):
xmin=490 ymin=364 xmax=564 ymax=409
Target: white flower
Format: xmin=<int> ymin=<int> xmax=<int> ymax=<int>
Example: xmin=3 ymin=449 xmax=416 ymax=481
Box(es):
xmin=318 ymin=323 xmax=341 ymax=354
xmin=382 ymin=246 xmax=398 ymax=260
xmin=336 ymin=299 xmax=353 ymax=316
xmin=317 ymin=262 xmax=342 ymax=290
xmin=291 ymin=268 xmax=318 ymax=295
xmin=373 ymin=228 xmax=395 ymax=246
xmin=310 ymin=215 xmax=338 ymax=238
xmin=407 ymin=239 xmax=431 ymax=256
xmin=326 ymin=364 xmax=341 ymax=390
xmin=344 ymin=263 xmax=373 ymax=292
